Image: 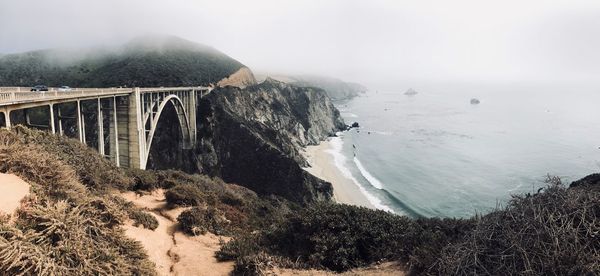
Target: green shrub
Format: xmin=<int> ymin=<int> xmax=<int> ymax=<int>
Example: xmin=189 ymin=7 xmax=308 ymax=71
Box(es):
xmin=165 ymin=184 xmax=206 ymax=206
xmin=178 ymin=207 xmax=229 ymax=235
xmin=262 ymin=202 xmax=413 ymax=272
xmin=216 ymin=235 xmax=262 ymax=261
xmin=128 ymin=169 xmax=161 ymax=190
xmin=220 ymin=191 xmax=245 ymax=207
xmin=232 ymin=252 xmax=295 ymax=276
xmin=130 ymin=209 xmax=159 ymax=230
xmin=225 ymin=202 xmax=475 ymax=274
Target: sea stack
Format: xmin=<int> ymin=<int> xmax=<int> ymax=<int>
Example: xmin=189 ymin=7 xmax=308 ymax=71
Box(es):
xmin=404 ymin=88 xmax=418 ymax=96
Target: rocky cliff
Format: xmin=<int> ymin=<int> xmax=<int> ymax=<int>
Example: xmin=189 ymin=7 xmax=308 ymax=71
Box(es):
xmin=195 ymin=78 xmax=345 ymax=204
xmin=255 ymin=74 xmax=367 ymax=101
xmin=217 ymin=67 xmax=257 ymax=88
xmin=148 ymin=78 xmax=346 ymax=204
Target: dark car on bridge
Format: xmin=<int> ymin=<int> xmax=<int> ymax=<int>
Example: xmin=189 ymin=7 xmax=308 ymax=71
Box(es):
xmin=31 ymin=85 xmax=48 ymax=92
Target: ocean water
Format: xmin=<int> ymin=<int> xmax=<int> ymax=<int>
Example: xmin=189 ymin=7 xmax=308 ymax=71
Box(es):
xmin=333 ymin=82 xmax=600 ymax=218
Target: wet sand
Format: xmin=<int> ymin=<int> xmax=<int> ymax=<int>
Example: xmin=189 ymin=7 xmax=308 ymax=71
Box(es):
xmin=303 ymin=139 xmax=375 ymax=209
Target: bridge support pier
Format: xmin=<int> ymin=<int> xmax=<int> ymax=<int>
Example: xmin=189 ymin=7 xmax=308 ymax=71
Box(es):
xmin=24 ymin=109 xmax=31 ymax=126
xmin=97 ymin=99 xmax=104 ymax=156
xmin=0 ymin=109 xmax=9 ymax=129
xmin=188 ymin=90 xmax=197 ymax=146
xmin=128 ymin=88 xmax=145 ymax=169
xmin=56 ymin=105 xmax=64 ymax=135
xmin=49 ymin=104 xmax=55 ymax=134
xmin=76 ymin=100 xmax=84 ymax=144
xmin=108 ymin=97 xmax=121 ymax=167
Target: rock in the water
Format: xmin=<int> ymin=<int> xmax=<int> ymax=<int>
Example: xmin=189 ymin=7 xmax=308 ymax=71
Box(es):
xmin=404 ymin=88 xmax=418 ymax=96
xmin=470 ymin=98 xmax=480 ymax=104
xmin=351 ymin=122 xmax=360 ymax=128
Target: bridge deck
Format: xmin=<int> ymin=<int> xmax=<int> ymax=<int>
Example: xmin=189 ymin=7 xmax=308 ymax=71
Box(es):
xmin=0 ymin=87 xmax=208 ymax=107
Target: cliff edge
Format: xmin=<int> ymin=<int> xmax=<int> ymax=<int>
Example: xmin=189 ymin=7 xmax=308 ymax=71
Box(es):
xmin=191 ymin=78 xmax=345 ymax=204
xmin=147 ymin=78 xmax=346 ymax=204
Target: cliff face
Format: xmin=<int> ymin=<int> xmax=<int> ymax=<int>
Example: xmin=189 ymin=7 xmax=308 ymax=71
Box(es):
xmin=194 ymin=80 xmax=345 ymax=203
xmin=255 ymin=74 xmax=367 ymax=101
xmin=182 ymin=78 xmax=345 ymax=204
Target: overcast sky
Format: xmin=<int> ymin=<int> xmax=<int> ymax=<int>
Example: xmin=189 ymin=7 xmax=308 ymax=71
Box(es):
xmin=1 ymin=0 xmax=600 ymax=86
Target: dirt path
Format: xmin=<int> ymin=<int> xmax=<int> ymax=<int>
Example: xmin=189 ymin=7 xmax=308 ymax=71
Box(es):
xmin=0 ymin=173 xmax=30 ymax=218
xmin=120 ymin=189 xmax=234 ymax=276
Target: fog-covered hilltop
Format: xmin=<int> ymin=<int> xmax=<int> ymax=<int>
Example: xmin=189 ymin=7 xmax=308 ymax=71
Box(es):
xmin=255 ymin=73 xmax=367 ymax=101
xmin=0 ymin=35 xmax=246 ymax=87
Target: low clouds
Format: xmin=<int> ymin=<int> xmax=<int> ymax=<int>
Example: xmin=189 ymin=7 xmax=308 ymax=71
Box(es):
xmin=1 ymin=0 xmax=599 ymax=85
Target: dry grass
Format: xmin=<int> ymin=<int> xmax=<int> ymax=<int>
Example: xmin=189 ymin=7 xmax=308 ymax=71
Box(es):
xmin=0 ymin=126 xmax=293 ymax=275
xmin=432 ymin=176 xmax=600 ymax=275
xmin=0 ymin=127 xmax=156 ymax=275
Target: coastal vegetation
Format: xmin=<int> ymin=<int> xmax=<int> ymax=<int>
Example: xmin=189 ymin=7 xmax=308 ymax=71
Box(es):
xmin=219 ymin=175 xmax=600 ymax=275
xmin=1 ymin=125 xmax=599 ymax=275
xmin=0 ymin=126 xmax=156 ymax=275
xmin=0 ymin=36 xmax=597 ymax=275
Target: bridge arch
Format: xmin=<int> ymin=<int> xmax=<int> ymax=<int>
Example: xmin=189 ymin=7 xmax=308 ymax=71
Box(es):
xmin=142 ymin=94 xmax=192 ymax=169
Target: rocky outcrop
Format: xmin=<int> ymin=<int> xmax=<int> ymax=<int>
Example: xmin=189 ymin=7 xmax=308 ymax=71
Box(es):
xmin=148 ymin=78 xmax=346 ymax=204
xmin=195 ymin=79 xmax=345 ymax=204
xmin=217 ymin=67 xmax=257 ymax=88
xmin=404 ymin=88 xmax=418 ymax=96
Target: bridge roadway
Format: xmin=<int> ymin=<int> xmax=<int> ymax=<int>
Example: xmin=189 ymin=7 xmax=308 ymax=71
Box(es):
xmin=0 ymin=86 xmax=211 ymax=170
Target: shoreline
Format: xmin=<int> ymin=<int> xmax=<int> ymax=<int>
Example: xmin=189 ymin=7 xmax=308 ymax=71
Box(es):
xmin=302 ymin=138 xmax=375 ymax=209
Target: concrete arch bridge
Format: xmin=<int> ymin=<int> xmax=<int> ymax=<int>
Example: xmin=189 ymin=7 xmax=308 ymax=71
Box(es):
xmin=0 ymin=87 xmax=211 ymax=169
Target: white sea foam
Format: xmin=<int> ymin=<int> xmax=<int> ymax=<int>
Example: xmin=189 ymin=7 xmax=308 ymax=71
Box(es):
xmin=343 ymin=112 xmax=359 ymax=118
xmin=354 ymin=158 xmax=384 ymax=189
xmin=325 ymin=134 xmax=395 ymax=213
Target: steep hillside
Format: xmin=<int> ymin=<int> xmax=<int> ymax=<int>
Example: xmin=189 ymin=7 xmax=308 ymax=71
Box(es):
xmin=147 ymin=78 xmax=347 ymax=204
xmin=292 ymin=75 xmax=367 ymax=100
xmin=256 ymin=74 xmax=367 ymax=100
xmin=220 ymin=175 xmax=600 ymax=275
xmin=0 ymin=126 xmax=299 ymax=275
xmin=0 ymin=35 xmax=245 ymax=87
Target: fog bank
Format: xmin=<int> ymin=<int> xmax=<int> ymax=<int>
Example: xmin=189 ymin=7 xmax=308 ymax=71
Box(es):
xmin=2 ymin=0 xmax=600 ymax=86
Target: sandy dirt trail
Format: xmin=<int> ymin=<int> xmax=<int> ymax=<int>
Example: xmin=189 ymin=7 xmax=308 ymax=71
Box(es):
xmin=0 ymin=173 xmax=30 ymax=219
xmin=120 ymin=189 xmax=234 ymax=276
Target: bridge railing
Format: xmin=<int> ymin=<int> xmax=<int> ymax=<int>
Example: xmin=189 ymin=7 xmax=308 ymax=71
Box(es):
xmin=0 ymin=86 xmax=212 ymax=105
xmin=0 ymin=88 xmax=134 ymax=105
xmin=0 ymin=87 xmax=28 ymax=93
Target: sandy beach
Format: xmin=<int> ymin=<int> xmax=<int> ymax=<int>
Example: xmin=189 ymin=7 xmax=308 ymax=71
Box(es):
xmin=303 ymin=139 xmax=375 ymax=209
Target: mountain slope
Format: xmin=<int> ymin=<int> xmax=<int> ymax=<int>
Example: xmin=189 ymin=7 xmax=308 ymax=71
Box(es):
xmin=0 ymin=35 xmax=245 ymax=87
xmin=256 ymin=73 xmax=367 ymax=100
